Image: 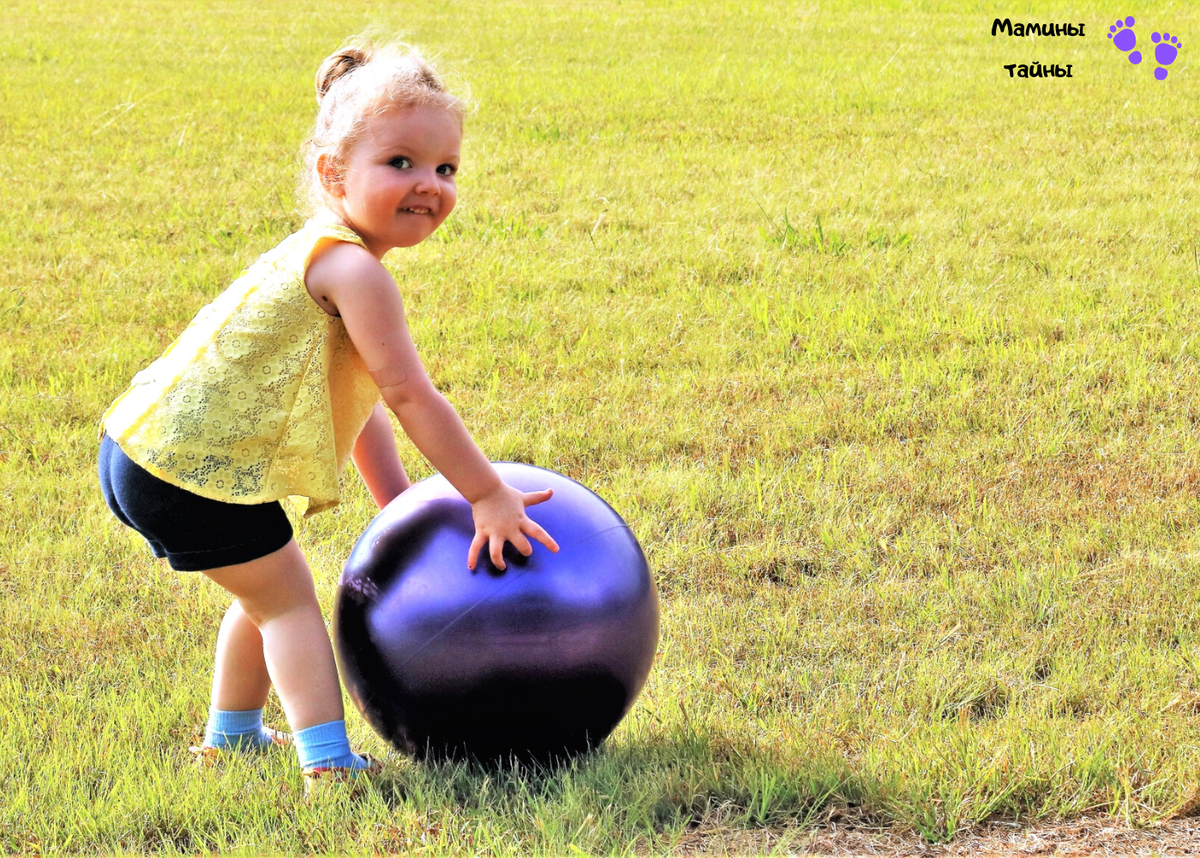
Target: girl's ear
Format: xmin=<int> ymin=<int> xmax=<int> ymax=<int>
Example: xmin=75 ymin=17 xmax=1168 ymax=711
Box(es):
xmin=317 ymin=153 xmax=345 ymax=197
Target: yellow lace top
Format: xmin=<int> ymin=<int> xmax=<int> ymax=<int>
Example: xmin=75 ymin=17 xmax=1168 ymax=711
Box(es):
xmin=100 ymin=220 xmax=381 ymax=517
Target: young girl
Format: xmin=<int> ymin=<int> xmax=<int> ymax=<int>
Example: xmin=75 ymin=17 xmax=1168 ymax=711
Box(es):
xmin=97 ymin=41 xmax=558 ymax=789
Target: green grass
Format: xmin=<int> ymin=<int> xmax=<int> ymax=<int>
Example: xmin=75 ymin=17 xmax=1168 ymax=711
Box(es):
xmin=4 ymin=0 xmax=1200 ymax=852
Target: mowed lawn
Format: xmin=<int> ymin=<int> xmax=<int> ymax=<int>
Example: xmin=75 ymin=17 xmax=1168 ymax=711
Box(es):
xmin=3 ymin=0 xmax=1200 ymax=852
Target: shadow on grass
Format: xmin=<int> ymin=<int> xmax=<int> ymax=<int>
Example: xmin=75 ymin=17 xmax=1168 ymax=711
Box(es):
xmin=370 ymin=723 xmax=868 ymax=844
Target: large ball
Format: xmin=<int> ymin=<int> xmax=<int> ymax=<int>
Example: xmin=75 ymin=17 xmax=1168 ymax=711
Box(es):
xmin=334 ymin=462 xmax=659 ymax=763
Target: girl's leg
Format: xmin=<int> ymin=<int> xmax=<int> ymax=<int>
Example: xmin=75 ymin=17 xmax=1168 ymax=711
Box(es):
xmin=210 ymin=600 xmax=272 ymax=712
xmin=203 ymin=538 xmax=343 ymax=730
xmin=197 ymin=601 xmax=282 ymax=750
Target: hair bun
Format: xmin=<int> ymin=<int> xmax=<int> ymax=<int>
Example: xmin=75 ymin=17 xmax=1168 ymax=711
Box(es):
xmin=316 ymin=45 xmax=372 ymax=103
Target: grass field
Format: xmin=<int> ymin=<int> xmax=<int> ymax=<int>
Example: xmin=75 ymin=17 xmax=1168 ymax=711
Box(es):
xmin=4 ymin=0 xmax=1200 ymax=852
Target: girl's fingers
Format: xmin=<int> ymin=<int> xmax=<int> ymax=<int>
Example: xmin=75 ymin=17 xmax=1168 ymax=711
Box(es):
xmin=519 ymin=490 xmax=557 ymax=552
xmin=515 ymin=533 xmax=534 ymax=557
xmin=532 ymin=523 xmax=559 ymax=549
xmin=493 ymin=531 xmax=535 ymax=564
xmin=476 ymin=529 xmax=555 ymax=568
xmin=526 ymin=521 xmax=559 ymax=553
xmin=468 ymin=532 xmax=485 ymax=570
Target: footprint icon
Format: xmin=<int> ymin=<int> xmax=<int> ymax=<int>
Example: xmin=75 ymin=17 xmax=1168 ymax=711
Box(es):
xmin=1108 ymin=16 xmax=1143 ymax=64
xmin=1151 ymin=32 xmax=1182 ymax=80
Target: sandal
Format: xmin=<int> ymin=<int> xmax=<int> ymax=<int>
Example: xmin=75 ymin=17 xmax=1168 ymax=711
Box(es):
xmin=301 ymin=753 xmax=384 ymax=797
xmin=189 ymin=727 xmax=293 ymax=765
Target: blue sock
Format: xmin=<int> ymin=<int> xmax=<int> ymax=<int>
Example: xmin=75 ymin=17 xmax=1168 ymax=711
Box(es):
xmin=203 ymin=707 xmax=277 ymax=750
xmin=293 ymin=720 xmax=372 ymax=770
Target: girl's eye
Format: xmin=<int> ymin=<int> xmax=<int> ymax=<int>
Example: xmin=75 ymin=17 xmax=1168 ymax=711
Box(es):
xmin=437 ymin=164 xmax=458 ymax=176
xmin=389 ymin=157 xmax=412 ymax=169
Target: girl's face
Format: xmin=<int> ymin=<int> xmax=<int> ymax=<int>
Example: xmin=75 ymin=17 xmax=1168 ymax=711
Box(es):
xmin=329 ymin=104 xmax=461 ymax=258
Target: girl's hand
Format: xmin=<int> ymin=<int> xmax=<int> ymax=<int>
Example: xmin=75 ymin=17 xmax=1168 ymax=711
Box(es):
xmin=468 ymin=484 xmax=560 ymax=571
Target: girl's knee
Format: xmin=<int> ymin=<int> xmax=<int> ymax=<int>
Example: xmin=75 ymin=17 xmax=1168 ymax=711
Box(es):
xmin=237 ymin=590 xmax=321 ymax=630
xmin=204 ymin=540 xmax=319 ymax=623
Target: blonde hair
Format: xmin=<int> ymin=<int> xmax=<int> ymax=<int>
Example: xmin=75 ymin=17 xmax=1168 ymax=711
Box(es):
xmin=302 ymin=39 xmax=464 ymax=212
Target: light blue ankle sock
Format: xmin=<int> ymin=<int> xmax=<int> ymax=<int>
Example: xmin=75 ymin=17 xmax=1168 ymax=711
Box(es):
xmin=203 ymin=707 xmax=277 ymax=750
xmin=293 ymin=720 xmax=371 ymax=770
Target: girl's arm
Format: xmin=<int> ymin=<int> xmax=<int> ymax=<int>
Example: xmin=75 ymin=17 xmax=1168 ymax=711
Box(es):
xmin=351 ymin=402 xmax=411 ymax=509
xmin=307 ymin=242 xmax=559 ymax=570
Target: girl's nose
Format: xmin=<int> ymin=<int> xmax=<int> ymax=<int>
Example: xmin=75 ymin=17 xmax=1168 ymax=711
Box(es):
xmin=414 ymin=169 xmax=440 ymax=194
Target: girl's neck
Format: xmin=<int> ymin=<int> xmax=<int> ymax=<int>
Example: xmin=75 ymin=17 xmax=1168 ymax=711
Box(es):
xmin=309 ymin=207 xmax=349 ymax=230
xmin=308 ymin=208 xmax=390 ymax=260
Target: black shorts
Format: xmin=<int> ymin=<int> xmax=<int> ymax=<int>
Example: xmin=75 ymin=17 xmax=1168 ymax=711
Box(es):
xmin=98 ymin=434 xmax=294 ymax=572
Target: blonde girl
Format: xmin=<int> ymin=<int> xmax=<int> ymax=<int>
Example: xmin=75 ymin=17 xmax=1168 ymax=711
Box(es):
xmin=98 ymin=41 xmax=558 ymax=788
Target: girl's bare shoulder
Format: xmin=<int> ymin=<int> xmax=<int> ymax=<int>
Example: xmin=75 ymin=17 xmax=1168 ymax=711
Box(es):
xmin=305 ymin=240 xmax=393 ymax=317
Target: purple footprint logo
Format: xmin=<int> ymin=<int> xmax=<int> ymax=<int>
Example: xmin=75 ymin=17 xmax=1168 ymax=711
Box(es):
xmin=1151 ymin=31 xmax=1182 ymax=80
xmin=1108 ymin=16 xmax=1143 ymax=64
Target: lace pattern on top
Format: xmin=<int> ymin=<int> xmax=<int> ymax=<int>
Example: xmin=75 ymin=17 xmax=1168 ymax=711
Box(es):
xmin=101 ymin=222 xmax=381 ymax=517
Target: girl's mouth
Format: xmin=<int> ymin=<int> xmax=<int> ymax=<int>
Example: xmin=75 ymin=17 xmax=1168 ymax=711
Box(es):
xmin=400 ymin=207 xmax=433 ymax=215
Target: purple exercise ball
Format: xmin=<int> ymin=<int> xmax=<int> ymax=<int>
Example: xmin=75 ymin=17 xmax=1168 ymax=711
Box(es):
xmin=334 ymin=462 xmax=659 ymax=763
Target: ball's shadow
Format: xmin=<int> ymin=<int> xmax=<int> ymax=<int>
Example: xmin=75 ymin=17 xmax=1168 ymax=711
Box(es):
xmin=367 ymin=726 xmax=839 ymax=840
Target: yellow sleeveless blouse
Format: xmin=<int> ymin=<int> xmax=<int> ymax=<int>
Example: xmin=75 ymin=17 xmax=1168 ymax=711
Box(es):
xmin=101 ymin=220 xmax=380 ymax=517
